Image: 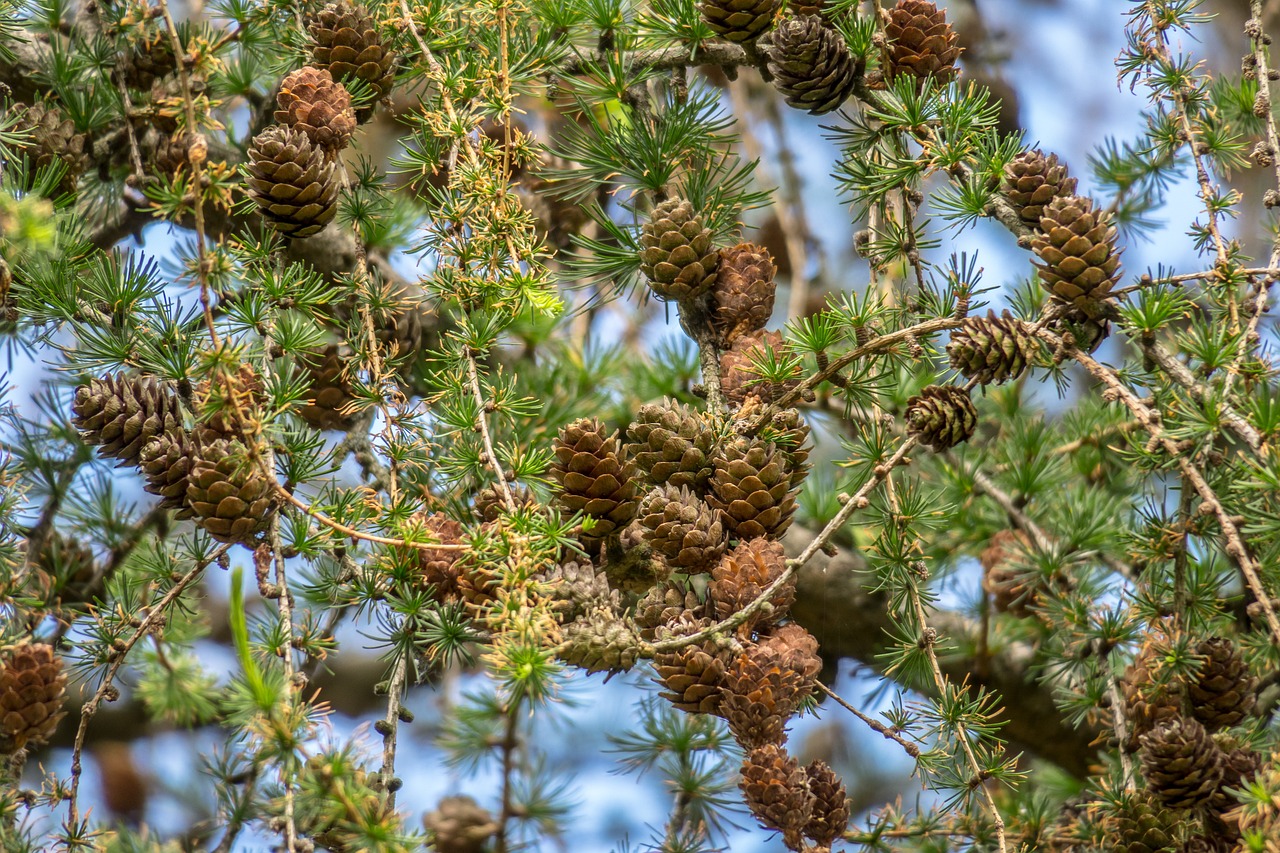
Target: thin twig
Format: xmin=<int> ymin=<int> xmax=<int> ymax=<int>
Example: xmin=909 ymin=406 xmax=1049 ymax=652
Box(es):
xmin=817 ymin=681 xmax=920 ymax=758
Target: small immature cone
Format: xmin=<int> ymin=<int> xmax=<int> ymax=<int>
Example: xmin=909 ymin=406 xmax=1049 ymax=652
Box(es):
xmin=711 ymin=243 xmax=777 ymax=346
xmin=884 ymin=0 xmax=962 ymax=88
xmin=0 ymin=640 xmax=68 ymax=752
xmin=275 ymin=66 xmax=357 ymax=151
xmin=764 ymin=15 xmax=859 ymax=115
xmin=559 ymin=606 xmax=641 ymax=674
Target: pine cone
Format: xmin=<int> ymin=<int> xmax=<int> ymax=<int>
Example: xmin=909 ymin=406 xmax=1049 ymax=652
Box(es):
xmin=298 ymin=344 xmax=357 ymax=430
xmin=0 ymin=640 xmax=68 ymax=752
xmin=1109 ymin=793 xmax=1177 ymax=853
xmin=550 ymin=418 xmax=639 ymax=539
xmin=153 ymin=131 xmax=194 ymax=177
xmin=72 ymin=374 xmax=183 ymax=466
xmin=712 ymin=243 xmax=777 ymax=346
xmin=720 ymin=331 xmax=801 ymax=407
xmin=275 ymin=66 xmax=357 ymax=152
xmin=626 ymin=400 xmax=719 ymax=492
xmin=653 ymin=614 xmax=733 ymax=714
xmin=721 ymin=641 xmax=812 ymax=748
xmin=473 ymin=482 xmax=538 ymax=522
xmin=804 ymin=760 xmax=850 ymax=847
xmin=120 ymin=30 xmax=178 ymax=90
xmin=185 ymin=438 xmax=277 ymax=545
xmin=1211 ymin=742 xmax=1263 ymax=815
xmin=456 ymin=560 xmax=500 ymax=620
xmin=639 ymin=198 xmax=719 ymax=302
xmin=1031 ymin=195 xmax=1123 ymax=316
xmin=638 ymin=485 xmax=728 ymax=572
xmin=408 ymin=512 xmax=465 ymax=602
xmin=12 ymin=101 xmax=88 ymax=196
xmin=946 ymin=310 xmax=1038 ymax=385
xmin=634 ymin=580 xmax=705 ymax=641
xmin=758 ymin=407 xmax=811 ymax=489
xmin=423 ymin=795 xmax=500 ymax=853
xmin=759 ymin=624 xmax=822 ymax=681
xmin=1004 ymin=149 xmax=1078 ymax=228
xmin=905 ymin=385 xmax=977 ymax=451
xmin=764 ymin=15 xmax=858 ymax=115
xmin=707 ymin=437 xmax=799 ymax=541
xmin=308 ymin=1 xmax=397 ymax=121
xmin=245 ymin=124 xmax=341 ymax=239
xmin=1190 ymin=638 xmax=1256 ymax=731
xmin=701 ymin=0 xmax=779 ymax=43
xmin=138 ymin=431 xmax=197 ymax=518
xmin=541 ymin=558 xmax=617 ymax=622
xmin=884 ymin=0 xmax=962 ymax=88
xmin=559 ymin=606 xmax=640 ymax=674
xmin=1121 ymin=644 xmax=1184 ymax=749
xmin=1140 ymin=717 xmax=1225 ymax=810
xmin=739 ymin=743 xmax=813 ymax=849
xmin=709 ymin=538 xmax=795 ymax=635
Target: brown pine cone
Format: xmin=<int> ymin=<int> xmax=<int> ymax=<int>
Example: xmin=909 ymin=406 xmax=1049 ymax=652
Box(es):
xmin=25 ymin=533 xmax=99 ymax=606
xmin=1004 ymin=149 xmax=1078 ymax=228
xmin=757 ymin=408 xmax=811 ymax=490
xmin=120 ymin=29 xmax=178 ymax=90
xmin=652 ymin=614 xmax=734 ymax=714
xmin=707 ymin=437 xmax=800 ymax=540
xmin=1139 ymin=717 xmax=1225 ymax=810
xmin=72 ymin=374 xmax=183 ymax=466
xmin=712 ymin=243 xmax=777 ymax=346
xmin=11 ymin=101 xmax=88 ymax=196
xmin=407 ymin=512 xmax=465 ymax=602
xmin=633 ymin=580 xmax=705 ymax=642
xmin=275 ymin=66 xmax=357 ymax=152
xmin=905 ymin=385 xmax=977 ymax=451
xmin=185 ymin=438 xmax=277 ymax=546
xmin=637 ymin=485 xmax=728 ymax=572
xmin=804 ymin=760 xmax=850 ymax=847
xmin=639 ymin=198 xmax=719 ymax=302
xmin=884 ymin=0 xmax=962 ymax=89
xmin=1108 ymin=792 xmax=1176 ymax=853
xmin=245 ymin=124 xmax=341 ymax=239
xmin=720 ymin=331 xmax=801 ymax=407
xmin=138 ymin=431 xmax=198 ymax=518
xmin=1031 ymin=195 xmax=1123 ymax=318
xmin=626 ymin=400 xmax=719 ymax=492
xmin=308 ymin=1 xmax=397 ymax=121
xmin=297 ymin=344 xmax=357 ymax=431
xmin=758 ymin=624 xmax=822 ymax=681
xmin=1189 ymin=638 xmax=1256 ymax=731
xmin=473 ymin=482 xmax=538 ymax=522
xmin=550 ymin=418 xmax=639 ymax=540
xmin=739 ymin=743 xmax=813 ymax=850
xmin=1121 ymin=644 xmax=1184 ymax=750
xmin=721 ymin=640 xmax=813 ymax=748
xmin=701 ymin=0 xmax=780 ymax=44
xmin=1210 ymin=741 xmax=1262 ymax=815
xmin=764 ymin=14 xmax=859 ymax=115
xmin=0 ymin=640 xmax=68 ymax=752
xmin=946 ymin=310 xmax=1039 ymax=385
xmin=709 ymin=538 xmax=794 ymax=636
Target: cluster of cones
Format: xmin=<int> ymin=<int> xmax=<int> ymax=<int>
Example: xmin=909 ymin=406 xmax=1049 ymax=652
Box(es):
xmin=1101 ymin=635 xmax=1267 ymax=851
xmin=71 ymin=370 xmax=277 ymax=547
xmin=244 ymin=1 xmax=396 ymax=239
xmin=698 ymin=0 xmax=962 ymax=112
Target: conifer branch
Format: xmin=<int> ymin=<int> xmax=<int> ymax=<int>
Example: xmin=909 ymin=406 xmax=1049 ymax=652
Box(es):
xmin=817 ymin=681 xmax=920 ymax=758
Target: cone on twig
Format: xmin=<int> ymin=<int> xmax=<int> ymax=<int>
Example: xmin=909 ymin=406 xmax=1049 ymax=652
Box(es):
xmin=406 ymin=512 xmax=465 ymax=603
xmin=72 ymin=374 xmax=183 ymax=466
xmin=1031 ymin=195 xmax=1123 ymax=317
xmin=634 ymin=580 xmax=705 ymax=641
xmin=541 ymin=558 xmax=617 ymax=623
xmin=138 ymin=431 xmax=198 ymax=517
xmin=1004 ymin=149 xmax=1078 ymax=228
xmin=550 ymin=418 xmax=639 ymax=540
xmin=739 ymin=743 xmax=813 ymax=850
xmin=947 ymin=310 xmax=1038 ymax=385
xmin=1139 ymin=717 xmax=1225 ymax=810
xmin=905 ymin=385 xmax=977 ymax=451
xmin=804 ymin=760 xmax=850 ymax=847
xmin=721 ymin=640 xmax=812 ymax=748
xmin=1108 ymin=792 xmax=1177 ymax=853
xmin=308 ymin=1 xmax=397 ymax=121
xmin=1189 ymin=638 xmax=1256 ymax=731
xmin=639 ymin=198 xmax=719 ymax=302
xmin=701 ymin=0 xmax=780 ymax=44
xmin=275 ymin=66 xmax=357 ymax=152
xmin=626 ymin=400 xmax=719 ymax=492
xmin=1121 ymin=643 xmax=1184 ymax=749
xmin=637 ymin=485 xmax=728 ymax=572
xmin=709 ymin=538 xmax=794 ymax=636
xmin=711 ymin=243 xmax=776 ymax=346
xmin=884 ymin=0 xmax=961 ymax=89
xmin=720 ymin=331 xmax=800 ymax=407
xmin=298 ymin=344 xmax=357 ymax=430
xmin=653 ymin=614 xmax=733 ymax=714
xmin=707 ymin=437 xmax=800 ymax=540
xmin=245 ymin=124 xmax=341 ymax=239
xmin=558 ymin=606 xmax=640 ymax=675
xmin=764 ymin=15 xmax=859 ymax=115
xmin=185 ymin=438 xmax=277 ymax=545
xmin=0 ymin=640 xmax=68 ymax=752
